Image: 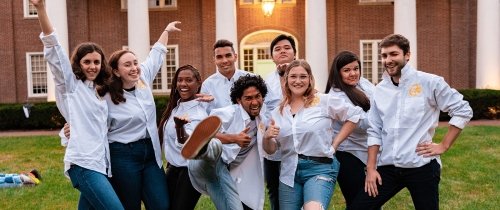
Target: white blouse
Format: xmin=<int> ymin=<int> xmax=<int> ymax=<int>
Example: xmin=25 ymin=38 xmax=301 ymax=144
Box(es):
xmin=271 ymin=93 xmax=363 ymax=187
xmin=41 ymin=31 xmax=110 ymax=177
xmin=106 ymin=42 xmax=168 ymax=168
xmin=163 ymin=100 xmax=209 ymax=167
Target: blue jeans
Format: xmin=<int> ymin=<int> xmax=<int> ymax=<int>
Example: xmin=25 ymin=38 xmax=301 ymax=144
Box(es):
xmin=109 ymin=138 xmax=169 ymax=210
xmin=0 ymin=173 xmax=23 ymax=188
xmin=279 ymin=157 xmax=340 ymax=210
xmin=188 ymin=139 xmax=243 ymax=210
xmin=67 ymin=165 xmax=124 ymax=210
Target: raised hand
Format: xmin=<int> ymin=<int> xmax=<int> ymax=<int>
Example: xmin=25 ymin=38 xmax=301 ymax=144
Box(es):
xmin=173 ymin=114 xmax=190 ymax=128
xmin=30 ymin=0 xmax=44 ymax=7
xmin=195 ymin=93 xmax=214 ymax=102
xmin=264 ymin=119 xmax=280 ymax=140
xmin=165 ymin=21 xmax=182 ymax=32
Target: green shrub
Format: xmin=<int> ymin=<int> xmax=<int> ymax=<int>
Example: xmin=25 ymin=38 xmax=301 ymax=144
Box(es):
xmin=440 ymin=89 xmax=500 ymax=121
xmin=0 ymin=95 xmax=171 ymax=131
xmin=0 ymin=102 xmax=65 ymax=130
xmin=1 ymin=89 xmax=498 ymax=130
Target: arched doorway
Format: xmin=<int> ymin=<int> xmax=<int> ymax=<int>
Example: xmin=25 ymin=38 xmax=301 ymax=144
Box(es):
xmin=239 ymin=30 xmax=298 ymax=79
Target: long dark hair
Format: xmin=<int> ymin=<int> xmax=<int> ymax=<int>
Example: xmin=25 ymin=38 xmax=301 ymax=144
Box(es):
xmin=158 ymin=65 xmax=202 ymax=142
xmin=70 ymin=42 xmax=110 ymax=96
xmin=107 ymin=50 xmax=135 ymax=104
xmin=325 ymin=51 xmax=370 ymax=111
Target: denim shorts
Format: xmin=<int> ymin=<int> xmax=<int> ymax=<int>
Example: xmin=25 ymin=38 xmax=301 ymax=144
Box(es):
xmin=279 ymin=157 xmax=340 ymax=209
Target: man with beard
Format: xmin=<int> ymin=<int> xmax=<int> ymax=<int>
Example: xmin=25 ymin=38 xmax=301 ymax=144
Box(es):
xmin=351 ymin=34 xmax=473 ymax=210
xmin=183 ymin=74 xmax=269 ymax=210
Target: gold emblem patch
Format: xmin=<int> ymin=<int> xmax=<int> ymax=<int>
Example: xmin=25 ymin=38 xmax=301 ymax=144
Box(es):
xmin=409 ymin=84 xmax=422 ymax=96
xmin=310 ymin=96 xmax=320 ymax=106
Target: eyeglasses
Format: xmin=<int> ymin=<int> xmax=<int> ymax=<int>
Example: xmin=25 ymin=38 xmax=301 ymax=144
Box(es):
xmin=287 ymin=74 xmax=309 ymax=81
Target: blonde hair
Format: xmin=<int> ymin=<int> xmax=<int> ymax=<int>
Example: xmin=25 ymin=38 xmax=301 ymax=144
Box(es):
xmin=279 ymin=59 xmax=317 ymax=114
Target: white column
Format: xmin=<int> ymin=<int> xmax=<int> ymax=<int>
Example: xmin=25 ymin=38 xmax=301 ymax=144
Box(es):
xmin=305 ymin=0 xmax=328 ymax=91
xmin=45 ymin=0 xmax=68 ymax=102
xmin=476 ymin=0 xmax=500 ymax=89
xmin=215 ymin=0 xmax=238 ymax=53
xmin=127 ymin=0 xmax=150 ymax=62
xmin=394 ymin=0 xmax=417 ymax=68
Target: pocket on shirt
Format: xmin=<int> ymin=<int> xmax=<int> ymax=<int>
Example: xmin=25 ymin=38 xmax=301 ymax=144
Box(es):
xmin=402 ymin=97 xmax=425 ymax=128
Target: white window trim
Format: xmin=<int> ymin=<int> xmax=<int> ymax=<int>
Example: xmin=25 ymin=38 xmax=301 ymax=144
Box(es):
xmin=26 ymin=52 xmax=48 ymax=97
xmin=360 ymin=40 xmax=382 ymax=84
xmin=153 ymin=45 xmax=179 ymax=93
xmin=121 ymin=0 xmax=178 ymax=11
xmin=23 ymin=0 xmax=38 ymax=19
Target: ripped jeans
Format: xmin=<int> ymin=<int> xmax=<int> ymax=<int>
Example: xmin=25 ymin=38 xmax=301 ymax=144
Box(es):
xmin=279 ymin=157 xmax=340 ymax=210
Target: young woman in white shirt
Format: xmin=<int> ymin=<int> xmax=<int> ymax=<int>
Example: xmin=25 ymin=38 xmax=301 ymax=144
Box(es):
xmin=325 ymin=51 xmax=375 ymax=209
xmin=157 ymin=65 xmax=208 ymax=210
xmin=263 ymin=59 xmax=363 ymax=210
xmin=105 ymin=21 xmax=181 ymax=210
xmin=31 ymin=0 xmax=123 ymax=209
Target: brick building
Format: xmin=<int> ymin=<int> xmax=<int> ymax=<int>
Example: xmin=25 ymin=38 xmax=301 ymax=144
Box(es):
xmin=1 ymin=0 xmax=498 ymax=104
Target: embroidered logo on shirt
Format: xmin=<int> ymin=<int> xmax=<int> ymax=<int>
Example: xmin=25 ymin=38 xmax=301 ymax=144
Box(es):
xmin=137 ymin=80 xmax=146 ymax=89
xmin=409 ymin=84 xmax=422 ymax=96
xmin=259 ymin=122 xmax=265 ymax=134
xmin=310 ymin=96 xmax=320 ymax=106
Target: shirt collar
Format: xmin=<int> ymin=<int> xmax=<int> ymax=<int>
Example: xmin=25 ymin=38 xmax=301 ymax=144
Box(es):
xmin=84 ymin=80 xmax=95 ymax=89
xmin=177 ymin=99 xmax=200 ymax=110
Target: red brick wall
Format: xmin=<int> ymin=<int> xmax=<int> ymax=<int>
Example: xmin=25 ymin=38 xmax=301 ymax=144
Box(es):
xmin=0 ymin=0 xmax=480 ymax=103
xmin=0 ymin=1 xmax=17 ymax=103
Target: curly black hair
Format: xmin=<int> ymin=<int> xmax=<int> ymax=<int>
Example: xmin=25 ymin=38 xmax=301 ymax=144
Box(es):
xmin=230 ymin=74 xmax=268 ymax=104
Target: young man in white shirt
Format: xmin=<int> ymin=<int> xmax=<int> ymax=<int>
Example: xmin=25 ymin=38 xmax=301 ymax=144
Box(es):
xmin=183 ymin=74 xmax=269 ymax=210
xmin=263 ymin=34 xmax=297 ymax=210
xmin=201 ymin=39 xmax=253 ymax=112
xmin=352 ymin=34 xmax=473 ymax=210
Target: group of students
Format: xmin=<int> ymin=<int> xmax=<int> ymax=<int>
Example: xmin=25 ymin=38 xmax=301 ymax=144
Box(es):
xmin=32 ymin=0 xmax=473 ymax=209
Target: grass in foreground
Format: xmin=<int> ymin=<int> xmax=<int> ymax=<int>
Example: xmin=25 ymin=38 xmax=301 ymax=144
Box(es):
xmin=0 ymin=126 xmax=498 ymax=210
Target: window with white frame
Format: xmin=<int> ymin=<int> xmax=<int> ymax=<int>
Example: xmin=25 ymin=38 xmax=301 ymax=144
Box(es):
xmin=152 ymin=45 xmax=178 ymax=93
xmin=240 ymin=46 xmax=272 ymax=73
xmin=26 ymin=53 xmax=48 ymax=97
xmin=242 ymin=48 xmax=254 ymax=73
xmin=121 ymin=0 xmax=177 ymax=10
xmin=24 ymin=0 xmax=38 ymax=18
xmin=360 ymin=40 xmax=383 ymax=84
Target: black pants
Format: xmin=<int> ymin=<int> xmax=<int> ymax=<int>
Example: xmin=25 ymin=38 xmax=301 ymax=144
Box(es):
xmin=264 ymin=159 xmax=281 ymax=210
xmin=336 ymin=151 xmax=367 ymax=209
xmin=165 ymin=164 xmax=201 ymax=210
xmin=351 ymin=159 xmax=441 ymax=210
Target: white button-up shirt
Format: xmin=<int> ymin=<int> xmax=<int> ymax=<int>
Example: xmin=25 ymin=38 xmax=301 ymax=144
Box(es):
xmin=271 ymin=93 xmax=363 ymax=187
xmin=210 ymin=104 xmax=268 ymax=210
xmin=200 ymin=69 xmax=252 ymax=112
xmin=263 ymin=70 xmax=284 ymax=161
xmin=163 ymin=100 xmax=209 ymax=167
xmin=106 ymin=42 xmax=167 ymax=168
xmin=41 ymin=32 xmax=110 ymax=177
xmin=368 ymin=64 xmax=473 ymax=168
xmin=328 ymin=77 xmax=375 ymax=164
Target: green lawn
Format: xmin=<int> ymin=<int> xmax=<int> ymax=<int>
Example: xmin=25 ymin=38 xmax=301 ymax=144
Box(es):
xmin=0 ymin=126 xmax=498 ymax=210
